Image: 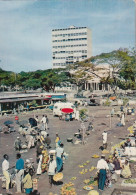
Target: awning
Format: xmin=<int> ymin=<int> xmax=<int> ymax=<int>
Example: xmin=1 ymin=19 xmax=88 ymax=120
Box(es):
xmin=61 ymin=108 xmax=74 ymax=113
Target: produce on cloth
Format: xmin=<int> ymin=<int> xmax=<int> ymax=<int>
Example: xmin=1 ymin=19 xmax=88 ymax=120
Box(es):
xmin=60 ymin=182 xmax=77 ymax=195
xmin=83 ymin=185 xmax=94 ymax=190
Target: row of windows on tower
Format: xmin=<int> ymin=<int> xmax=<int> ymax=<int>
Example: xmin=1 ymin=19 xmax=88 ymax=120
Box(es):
xmin=53 ymin=50 xmax=87 ymax=55
xmin=52 ymin=38 xmax=87 ymax=42
xmin=52 ymin=44 xmax=87 ymax=49
xmin=52 ymin=32 xmax=87 ymax=37
xmin=53 ymin=55 xmax=87 ymax=60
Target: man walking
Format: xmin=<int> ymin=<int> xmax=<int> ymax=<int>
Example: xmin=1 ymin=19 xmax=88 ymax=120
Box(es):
xmin=15 ymin=153 xmax=24 ymax=193
xmin=97 ymin=155 xmax=109 ymax=191
xmin=41 ymin=115 xmax=47 ymax=130
xmin=48 ymin=155 xmax=57 ymax=188
xmin=2 ymin=154 xmax=12 ymax=194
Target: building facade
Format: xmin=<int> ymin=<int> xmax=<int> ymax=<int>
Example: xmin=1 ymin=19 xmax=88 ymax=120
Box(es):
xmin=52 ymin=26 xmax=92 ymax=68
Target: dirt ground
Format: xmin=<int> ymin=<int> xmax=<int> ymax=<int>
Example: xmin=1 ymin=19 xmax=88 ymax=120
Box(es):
xmin=0 ymin=105 xmax=136 ymax=195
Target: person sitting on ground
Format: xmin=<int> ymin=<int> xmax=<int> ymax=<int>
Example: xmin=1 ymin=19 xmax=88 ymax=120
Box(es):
xmin=36 ymin=139 xmax=43 ymax=163
xmin=22 ymin=168 xmax=33 ymax=195
xmin=44 ymin=134 xmax=51 ymax=149
xmin=14 ymin=137 xmax=22 ymax=151
xmin=121 ymin=159 xmax=132 ymax=179
xmin=3 ymin=125 xmax=10 ymax=134
xmin=113 ymin=156 xmax=122 ymax=175
xmin=125 ymin=138 xmax=131 ymax=147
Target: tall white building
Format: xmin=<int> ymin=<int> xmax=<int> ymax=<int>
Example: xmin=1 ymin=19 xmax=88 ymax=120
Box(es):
xmin=52 ymin=26 xmax=92 ymax=69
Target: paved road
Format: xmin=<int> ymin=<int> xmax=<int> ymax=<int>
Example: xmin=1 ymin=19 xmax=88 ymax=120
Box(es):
xmin=0 ymin=106 xmax=136 ymax=195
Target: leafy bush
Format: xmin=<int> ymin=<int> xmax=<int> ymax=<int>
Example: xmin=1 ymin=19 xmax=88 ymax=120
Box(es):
xmin=104 ymin=99 xmax=111 ymax=106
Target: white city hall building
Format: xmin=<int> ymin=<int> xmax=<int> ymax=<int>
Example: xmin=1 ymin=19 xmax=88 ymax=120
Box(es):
xmin=52 ymin=26 xmax=92 ymax=69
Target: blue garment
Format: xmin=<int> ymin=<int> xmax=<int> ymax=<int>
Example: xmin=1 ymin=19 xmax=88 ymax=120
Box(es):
xmin=56 ymin=157 xmax=63 ymax=172
xmin=25 ymin=188 xmax=33 ymax=194
xmin=16 ymin=158 xmax=24 ymax=170
xmin=98 ymin=169 xmax=106 ymax=190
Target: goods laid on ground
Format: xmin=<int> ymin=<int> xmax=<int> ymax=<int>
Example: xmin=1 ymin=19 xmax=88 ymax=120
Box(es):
xmin=92 ymin=154 xmax=99 ymax=158
xmin=89 ymin=166 xmax=96 ymax=172
xmin=87 ymin=190 xmax=99 ymax=195
xmin=121 ymin=178 xmax=136 ymax=187
xmin=53 ymin=172 xmax=63 ymax=182
xmin=83 ymin=185 xmax=94 ymax=190
xmin=70 ymin=177 xmax=77 ymax=180
xmin=84 ymin=179 xmax=91 ymax=184
xmin=84 ymin=177 xmax=98 ymax=186
xmin=79 ymin=169 xmax=88 ymax=174
xmin=102 ymin=149 xmax=109 ymax=154
xmin=60 ymin=182 xmax=77 ymax=195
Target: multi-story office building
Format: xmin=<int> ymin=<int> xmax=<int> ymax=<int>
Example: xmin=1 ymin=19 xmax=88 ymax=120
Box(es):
xmin=52 ymin=26 xmax=92 ymax=68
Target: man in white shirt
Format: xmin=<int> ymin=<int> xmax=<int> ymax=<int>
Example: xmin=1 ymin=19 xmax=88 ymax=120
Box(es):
xmin=48 ymin=155 xmax=57 ymax=187
xmin=41 ymin=115 xmax=47 ymax=130
xmin=97 ymin=155 xmax=109 ymax=191
xmin=2 ymin=154 xmax=12 ymax=194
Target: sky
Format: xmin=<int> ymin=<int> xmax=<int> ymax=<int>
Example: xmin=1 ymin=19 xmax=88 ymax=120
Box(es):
xmin=0 ymin=0 xmax=135 ymax=72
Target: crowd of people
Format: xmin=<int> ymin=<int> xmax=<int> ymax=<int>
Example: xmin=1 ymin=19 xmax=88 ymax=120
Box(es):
xmin=1 ymin=113 xmax=67 ymax=195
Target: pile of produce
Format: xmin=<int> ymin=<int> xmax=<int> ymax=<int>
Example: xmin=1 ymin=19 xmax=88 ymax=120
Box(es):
xmin=60 ymin=182 xmax=77 ymax=195
xmin=89 ymin=166 xmax=96 ymax=172
xmin=102 ymin=149 xmax=109 ymax=154
xmin=124 ymin=178 xmax=136 ymax=184
xmin=70 ymin=177 xmax=77 ymax=180
xmin=111 ymin=141 xmax=126 ymax=153
xmin=79 ymin=169 xmax=88 ymax=174
xmin=92 ymin=154 xmax=99 ymax=158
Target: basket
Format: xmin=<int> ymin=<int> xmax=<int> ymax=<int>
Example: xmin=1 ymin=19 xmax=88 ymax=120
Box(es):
xmin=53 ymin=172 xmax=63 ymax=182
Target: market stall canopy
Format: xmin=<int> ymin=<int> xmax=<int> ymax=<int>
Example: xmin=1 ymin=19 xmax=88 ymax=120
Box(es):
xmin=61 ymin=108 xmax=74 ymax=113
xmin=4 ymin=120 xmax=13 ymax=125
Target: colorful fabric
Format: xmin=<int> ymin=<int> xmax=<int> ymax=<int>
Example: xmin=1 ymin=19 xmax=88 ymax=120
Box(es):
xmin=41 ymin=150 xmax=49 ymax=173
xmin=56 ymin=157 xmax=63 ymax=172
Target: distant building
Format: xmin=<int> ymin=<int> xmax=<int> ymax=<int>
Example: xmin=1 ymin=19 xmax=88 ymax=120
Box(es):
xmin=84 ymin=64 xmax=112 ymax=92
xmin=52 ymin=26 xmax=92 ymax=68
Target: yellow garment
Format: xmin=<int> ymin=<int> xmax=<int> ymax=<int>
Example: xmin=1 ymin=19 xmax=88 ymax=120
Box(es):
xmin=3 ymin=171 xmax=10 ymax=190
xmin=121 ymin=164 xmax=131 ymax=178
xmin=55 ymin=137 xmax=60 ymax=143
xmin=22 ymin=173 xmax=33 ymax=189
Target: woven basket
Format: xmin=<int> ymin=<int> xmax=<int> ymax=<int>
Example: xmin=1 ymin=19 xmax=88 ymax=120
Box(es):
xmin=53 ymin=172 xmax=63 ymax=181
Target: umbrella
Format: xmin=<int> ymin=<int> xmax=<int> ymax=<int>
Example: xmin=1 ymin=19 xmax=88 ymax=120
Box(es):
xmin=61 ymin=108 xmax=74 ymax=113
xmin=19 ymin=120 xmax=28 ymax=126
xmin=29 ymin=118 xmax=37 ymax=127
xmin=4 ymin=120 xmax=13 ymax=125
